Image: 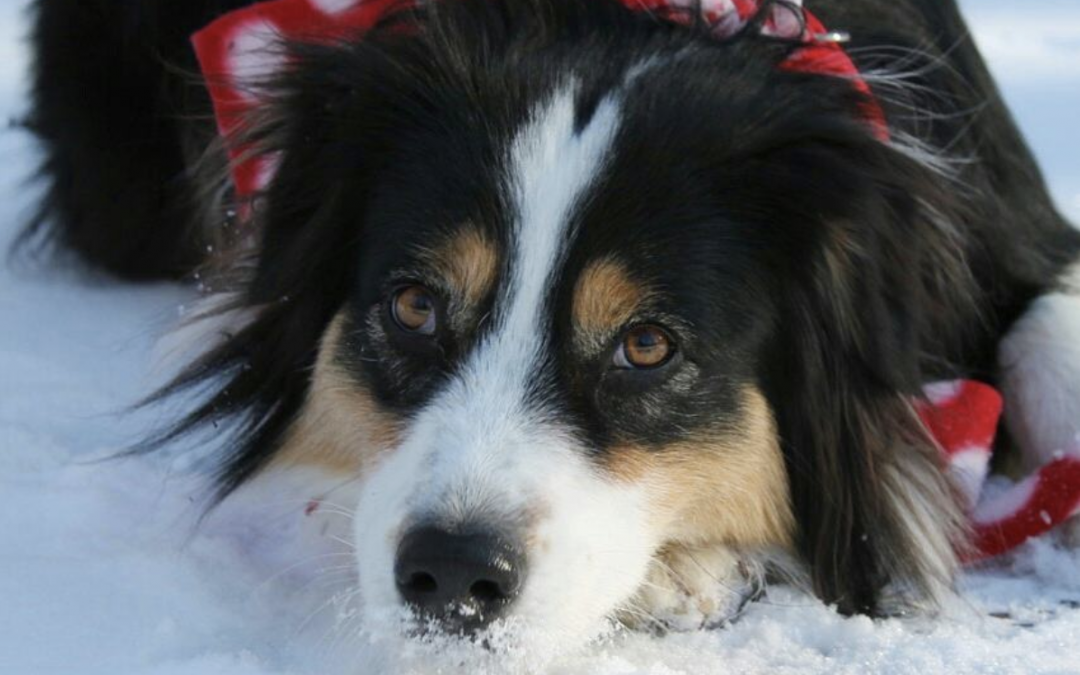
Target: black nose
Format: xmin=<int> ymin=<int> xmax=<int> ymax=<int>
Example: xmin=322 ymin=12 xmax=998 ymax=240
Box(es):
xmin=394 ymin=526 xmax=525 ymax=633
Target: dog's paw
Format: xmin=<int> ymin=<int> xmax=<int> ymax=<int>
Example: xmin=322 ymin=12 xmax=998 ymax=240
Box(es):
xmin=618 ymin=545 xmax=761 ymax=632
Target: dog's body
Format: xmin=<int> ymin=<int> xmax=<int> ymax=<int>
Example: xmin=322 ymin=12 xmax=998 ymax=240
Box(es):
xmin=25 ymin=0 xmax=1080 ymax=654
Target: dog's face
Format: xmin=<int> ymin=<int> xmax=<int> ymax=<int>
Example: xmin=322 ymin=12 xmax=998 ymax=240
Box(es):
xmin=297 ymin=83 xmax=796 ymax=643
xmin=199 ymin=0 xmax=967 ymax=655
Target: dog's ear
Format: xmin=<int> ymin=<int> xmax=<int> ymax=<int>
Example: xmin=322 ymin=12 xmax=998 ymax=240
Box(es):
xmin=146 ymin=36 xmax=431 ymax=496
xmin=752 ymin=128 xmax=976 ymax=614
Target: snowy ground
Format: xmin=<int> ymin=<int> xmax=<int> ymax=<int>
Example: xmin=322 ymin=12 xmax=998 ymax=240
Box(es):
xmin=2 ymin=1 xmax=1080 ymax=674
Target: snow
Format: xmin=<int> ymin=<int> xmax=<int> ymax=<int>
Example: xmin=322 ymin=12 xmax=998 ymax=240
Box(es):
xmin=1 ymin=1 xmax=1079 ymax=673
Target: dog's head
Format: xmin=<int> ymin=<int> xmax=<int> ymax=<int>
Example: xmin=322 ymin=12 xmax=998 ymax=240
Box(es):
xmin=176 ymin=0 xmax=971 ymax=653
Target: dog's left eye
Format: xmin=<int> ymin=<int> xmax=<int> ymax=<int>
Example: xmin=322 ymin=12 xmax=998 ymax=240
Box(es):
xmin=613 ymin=325 xmax=676 ymax=369
xmin=390 ymin=285 xmax=439 ymax=336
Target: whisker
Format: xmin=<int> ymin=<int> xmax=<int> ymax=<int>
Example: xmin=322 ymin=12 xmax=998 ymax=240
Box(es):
xmin=249 ymin=551 xmax=357 ymax=598
xmin=294 ymin=586 xmax=362 ymax=640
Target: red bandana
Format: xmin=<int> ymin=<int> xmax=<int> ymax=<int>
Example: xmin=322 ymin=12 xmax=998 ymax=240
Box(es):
xmin=917 ymin=381 xmax=1080 ymax=562
xmin=192 ymin=1 xmax=1080 ymax=561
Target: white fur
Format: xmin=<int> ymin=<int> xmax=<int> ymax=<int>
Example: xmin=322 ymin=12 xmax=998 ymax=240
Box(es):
xmin=881 ymin=445 xmax=963 ymax=606
xmin=999 ymin=262 xmax=1080 ymax=468
xmin=352 ymin=87 xmax=662 ymax=649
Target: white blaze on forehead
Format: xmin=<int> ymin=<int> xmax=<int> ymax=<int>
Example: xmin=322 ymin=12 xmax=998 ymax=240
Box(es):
xmin=500 ymin=85 xmax=622 ymax=358
xmin=354 ymin=86 xmax=656 ymax=644
xmin=415 ymin=85 xmax=624 ymax=515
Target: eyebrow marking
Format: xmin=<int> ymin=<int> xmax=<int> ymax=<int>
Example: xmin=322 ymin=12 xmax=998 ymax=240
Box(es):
xmin=419 ymin=225 xmax=499 ymax=309
xmin=572 ymin=256 xmax=653 ymax=354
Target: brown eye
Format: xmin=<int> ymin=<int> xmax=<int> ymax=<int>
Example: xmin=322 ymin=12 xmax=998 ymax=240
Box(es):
xmin=391 ymin=285 xmax=438 ymax=335
xmin=614 ymin=325 xmax=675 ymax=369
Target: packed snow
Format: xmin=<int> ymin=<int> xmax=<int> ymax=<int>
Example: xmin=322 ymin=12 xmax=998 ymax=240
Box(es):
xmin=2 ymin=1 xmax=1079 ymax=673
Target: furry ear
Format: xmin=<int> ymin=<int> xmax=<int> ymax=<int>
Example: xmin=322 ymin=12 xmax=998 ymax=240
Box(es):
xmin=144 ymin=37 xmax=421 ymax=497
xmin=755 ymin=131 xmax=976 ymax=614
xmin=765 ymin=314 xmax=967 ymax=615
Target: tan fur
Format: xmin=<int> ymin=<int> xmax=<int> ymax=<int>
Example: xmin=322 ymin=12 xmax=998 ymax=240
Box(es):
xmin=272 ymin=313 xmax=402 ymax=474
xmin=572 ymin=257 xmax=654 ymax=353
xmin=419 ymin=226 xmax=499 ymax=310
xmin=604 ymin=387 xmax=795 ymax=550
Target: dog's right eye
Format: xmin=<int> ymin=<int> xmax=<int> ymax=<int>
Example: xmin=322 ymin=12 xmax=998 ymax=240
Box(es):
xmin=390 ymin=285 xmax=439 ymax=336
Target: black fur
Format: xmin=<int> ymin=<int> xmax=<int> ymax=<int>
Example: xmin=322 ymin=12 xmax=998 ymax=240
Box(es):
xmin=24 ymin=0 xmax=1080 ymax=618
xmin=23 ymin=0 xmax=252 ymax=279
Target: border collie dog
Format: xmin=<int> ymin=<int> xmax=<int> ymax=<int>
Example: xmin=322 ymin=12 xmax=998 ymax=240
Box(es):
xmin=26 ymin=0 xmax=1080 ymax=652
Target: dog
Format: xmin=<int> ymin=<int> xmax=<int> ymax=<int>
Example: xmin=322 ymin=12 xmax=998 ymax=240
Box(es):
xmin=24 ymin=0 xmax=1080 ymax=654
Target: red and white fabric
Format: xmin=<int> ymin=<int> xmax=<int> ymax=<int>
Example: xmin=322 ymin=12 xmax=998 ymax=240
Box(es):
xmin=918 ymin=380 xmax=1080 ymax=561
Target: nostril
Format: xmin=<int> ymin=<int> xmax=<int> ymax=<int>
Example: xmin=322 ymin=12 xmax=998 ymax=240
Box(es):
xmin=469 ymin=579 xmax=506 ymax=604
xmin=403 ymin=571 xmax=438 ymax=594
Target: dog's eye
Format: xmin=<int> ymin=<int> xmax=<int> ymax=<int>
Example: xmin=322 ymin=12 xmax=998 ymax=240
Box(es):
xmin=391 ymin=285 xmax=438 ymax=335
xmin=614 ymin=325 xmax=675 ymax=369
